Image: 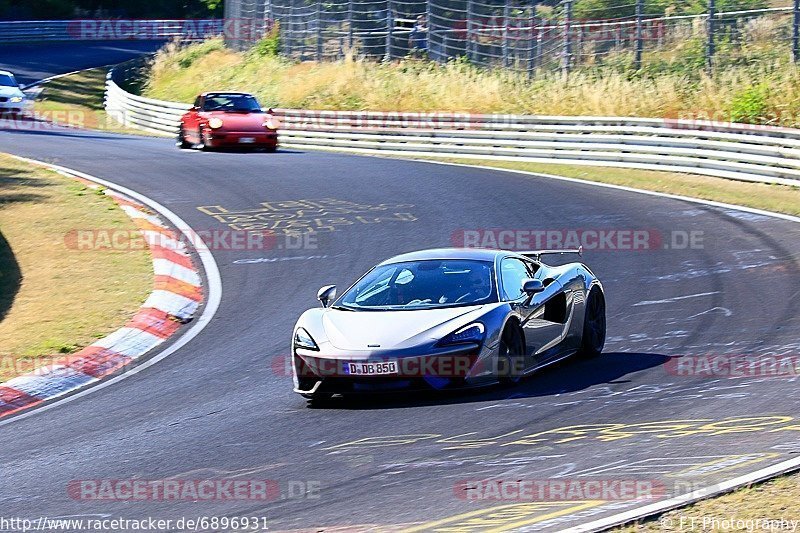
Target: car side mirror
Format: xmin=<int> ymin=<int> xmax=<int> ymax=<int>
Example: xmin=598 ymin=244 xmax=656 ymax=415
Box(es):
xmin=317 ymin=285 xmax=337 ymax=307
xmin=522 ymin=278 xmax=544 ymax=295
xmin=18 ymin=84 xmax=25 ymax=90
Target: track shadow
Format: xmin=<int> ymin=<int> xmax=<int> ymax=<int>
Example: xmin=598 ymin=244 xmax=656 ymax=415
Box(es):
xmin=0 ymin=229 xmax=21 ymax=323
xmin=307 ymin=352 xmax=670 ymax=410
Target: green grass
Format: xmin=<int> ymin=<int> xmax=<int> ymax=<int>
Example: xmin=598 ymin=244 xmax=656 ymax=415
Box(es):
xmin=143 ymin=34 xmax=800 ymax=127
xmin=615 ymin=471 xmax=800 ymax=531
xmin=32 ymin=67 xmax=158 ymax=135
xmin=0 ymin=154 xmax=152 ymax=381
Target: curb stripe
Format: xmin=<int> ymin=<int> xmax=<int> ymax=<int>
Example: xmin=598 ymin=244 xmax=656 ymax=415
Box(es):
xmin=0 ymin=164 xmax=205 ymax=419
xmin=126 ymin=308 xmax=183 ymax=339
xmin=153 ymin=258 xmax=201 ymax=286
xmin=150 ymin=246 xmax=195 ymax=270
xmin=61 ymin=347 xmax=132 ymax=378
xmin=153 ymin=275 xmax=203 ymax=301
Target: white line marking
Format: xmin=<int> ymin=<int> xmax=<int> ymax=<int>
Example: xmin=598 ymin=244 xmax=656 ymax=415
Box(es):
xmin=633 ymin=291 xmax=721 ymax=306
xmin=0 ymin=155 xmax=222 ymax=428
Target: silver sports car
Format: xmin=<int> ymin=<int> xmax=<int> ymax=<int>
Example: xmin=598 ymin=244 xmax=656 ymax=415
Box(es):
xmin=291 ymin=248 xmax=605 ymax=400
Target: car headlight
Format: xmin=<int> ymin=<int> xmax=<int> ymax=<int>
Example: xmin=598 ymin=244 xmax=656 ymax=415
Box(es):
xmin=294 ymin=327 xmax=319 ymax=351
xmin=437 ymin=323 xmax=485 ymax=347
xmin=208 ymin=117 xmax=224 ymax=129
xmin=263 ymin=117 xmax=278 ymax=129
xmin=9 ymin=96 xmax=23 ymax=103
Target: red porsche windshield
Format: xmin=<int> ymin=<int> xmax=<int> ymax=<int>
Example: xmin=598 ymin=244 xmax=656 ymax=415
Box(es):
xmin=202 ymin=94 xmax=262 ymax=112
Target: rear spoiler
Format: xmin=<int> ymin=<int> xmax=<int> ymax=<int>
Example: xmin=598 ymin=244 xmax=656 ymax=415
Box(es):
xmin=518 ymin=246 xmax=583 ymax=262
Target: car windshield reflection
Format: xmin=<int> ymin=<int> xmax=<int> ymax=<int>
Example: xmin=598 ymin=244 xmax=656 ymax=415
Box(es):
xmin=337 ymin=259 xmax=497 ymax=311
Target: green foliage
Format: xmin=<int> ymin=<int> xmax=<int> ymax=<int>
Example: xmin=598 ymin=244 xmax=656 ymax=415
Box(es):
xmin=199 ymin=0 xmax=223 ymax=15
xmin=729 ymin=83 xmax=770 ymax=124
xmin=250 ymin=23 xmax=281 ymax=58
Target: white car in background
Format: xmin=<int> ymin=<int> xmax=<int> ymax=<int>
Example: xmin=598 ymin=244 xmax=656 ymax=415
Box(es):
xmin=0 ymin=70 xmax=26 ymax=116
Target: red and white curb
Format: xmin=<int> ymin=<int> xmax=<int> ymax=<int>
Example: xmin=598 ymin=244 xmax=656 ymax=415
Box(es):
xmin=0 ymin=159 xmax=215 ymax=420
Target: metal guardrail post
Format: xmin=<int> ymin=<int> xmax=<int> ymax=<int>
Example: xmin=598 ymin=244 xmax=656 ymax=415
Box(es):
xmin=348 ymin=0 xmax=354 ymax=50
xmin=528 ymin=15 xmax=539 ymax=79
xmin=426 ymin=0 xmax=433 ymax=61
xmin=634 ymin=0 xmax=644 ymax=70
xmin=503 ymin=3 xmax=511 ymax=68
xmin=706 ymin=0 xmax=716 ymax=72
xmin=793 ymin=0 xmax=800 ymax=62
xmin=316 ymin=1 xmax=324 ymax=61
xmin=467 ymin=0 xmax=475 ymax=61
xmin=562 ymin=0 xmax=573 ymax=75
xmin=384 ymin=2 xmax=393 ymax=62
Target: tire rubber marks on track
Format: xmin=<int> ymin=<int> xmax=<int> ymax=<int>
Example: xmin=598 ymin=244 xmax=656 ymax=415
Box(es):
xmin=322 ymin=415 xmax=800 ymax=452
xmin=197 ymin=198 xmax=417 ymax=236
xmin=0 ymin=172 xmax=203 ymax=418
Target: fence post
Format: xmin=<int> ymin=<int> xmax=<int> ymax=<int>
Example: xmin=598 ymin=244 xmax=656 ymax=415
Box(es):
xmin=503 ymin=3 xmax=511 ymax=68
xmin=633 ymin=0 xmax=644 ymax=70
xmin=562 ymin=0 xmax=573 ymax=74
xmin=348 ymin=0 xmax=354 ymax=51
xmin=426 ymin=0 xmax=433 ymax=61
xmin=528 ymin=13 xmax=538 ymax=78
xmin=706 ymin=0 xmax=716 ymax=72
xmin=385 ymin=1 xmax=393 ymax=62
xmin=793 ymin=0 xmax=800 ymax=62
xmin=467 ymin=0 xmax=475 ymax=61
xmin=316 ymin=1 xmax=324 ymax=61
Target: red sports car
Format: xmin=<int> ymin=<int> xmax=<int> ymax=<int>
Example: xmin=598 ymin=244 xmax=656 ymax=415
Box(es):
xmin=177 ymin=92 xmax=279 ymax=151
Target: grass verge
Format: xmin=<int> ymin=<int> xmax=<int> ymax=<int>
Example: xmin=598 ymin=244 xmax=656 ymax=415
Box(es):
xmin=0 ymin=154 xmax=152 ymax=381
xmin=31 ymin=67 xmax=154 ymax=136
xmin=615 ymin=472 xmax=800 ymax=531
xmin=144 ymin=38 xmax=800 ymax=127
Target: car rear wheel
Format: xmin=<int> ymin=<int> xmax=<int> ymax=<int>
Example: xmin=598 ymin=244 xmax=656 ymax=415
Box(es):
xmin=176 ymin=126 xmax=191 ymax=149
xmin=578 ymin=287 xmax=606 ymax=358
xmin=498 ymin=325 xmax=525 ymax=385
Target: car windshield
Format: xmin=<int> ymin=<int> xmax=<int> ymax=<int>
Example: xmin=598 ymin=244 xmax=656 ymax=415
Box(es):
xmin=0 ymin=74 xmax=17 ymax=87
xmin=337 ymin=259 xmax=497 ymax=310
xmin=203 ymin=94 xmax=261 ymax=112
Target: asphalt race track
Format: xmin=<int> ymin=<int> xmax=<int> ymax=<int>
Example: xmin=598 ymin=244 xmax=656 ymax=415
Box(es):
xmin=0 ymin=40 xmax=164 ymax=85
xmin=1 ymin=50 xmax=800 ymax=531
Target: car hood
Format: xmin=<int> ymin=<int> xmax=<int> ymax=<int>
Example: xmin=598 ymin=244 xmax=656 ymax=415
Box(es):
xmin=317 ymin=305 xmax=490 ymax=352
xmin=203 ymin=111 xmax=269 ymax=132
xmin=0 ymin=86 xmax=23 ymax=98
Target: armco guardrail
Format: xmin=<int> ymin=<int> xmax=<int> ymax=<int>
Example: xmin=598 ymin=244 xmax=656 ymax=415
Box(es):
xmin=0 ymin=19 xmax=222 ymax=42
xmin=104 ymin=67 xmax=800 ymax=186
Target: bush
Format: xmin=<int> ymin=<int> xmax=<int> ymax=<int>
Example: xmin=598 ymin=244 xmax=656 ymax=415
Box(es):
xmin=729 ymin=83 xmax=770 ymax=124
xmin=250 ymin=23 xmax=281 ymax=58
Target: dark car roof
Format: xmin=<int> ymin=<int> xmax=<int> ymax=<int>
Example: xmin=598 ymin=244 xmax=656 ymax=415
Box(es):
xmin=379 ymin=248 xmax=516 ymax=265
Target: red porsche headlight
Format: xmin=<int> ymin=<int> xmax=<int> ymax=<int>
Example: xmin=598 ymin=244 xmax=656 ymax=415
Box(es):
xmin=208 ymin=118 xmax=224 ymax=129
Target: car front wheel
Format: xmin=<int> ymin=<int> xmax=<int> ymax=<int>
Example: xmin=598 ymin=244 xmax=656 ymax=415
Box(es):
xmin=578 ymin=287 xmax=606 ymax=358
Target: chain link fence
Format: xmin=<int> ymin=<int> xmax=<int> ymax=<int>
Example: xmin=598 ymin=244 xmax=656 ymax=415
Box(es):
xmin=223 ymin=0 xmax=800 ymax=74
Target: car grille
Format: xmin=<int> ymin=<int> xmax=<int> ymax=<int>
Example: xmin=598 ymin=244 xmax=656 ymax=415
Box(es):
xmin=0 ymin=97 xmax=8 ymax=103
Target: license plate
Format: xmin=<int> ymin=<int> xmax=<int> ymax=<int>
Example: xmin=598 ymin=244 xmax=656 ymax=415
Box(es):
xmin=239 ymin=137 xmax=256 ymax=144
xmin=345 ymin=361 xmax=398 ymax=376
